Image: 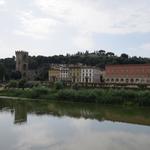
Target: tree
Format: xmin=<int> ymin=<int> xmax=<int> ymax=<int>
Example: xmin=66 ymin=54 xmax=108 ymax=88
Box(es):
xmin=11 ymin=71 xmax=22 ymax=80
xmin=121 ymin=53 xmax=129 ymax=59
xmin=0 ymin=64 xmax=5 ymax=82
xmin=98 ymin=50 xmax=106 ymax=55
xmin=106 ymin=52 xmax=115 ymax=57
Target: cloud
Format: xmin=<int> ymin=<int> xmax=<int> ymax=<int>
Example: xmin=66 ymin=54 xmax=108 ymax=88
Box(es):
xmin=1 ymin=0 xmax=150 ymax=57
xmin=73 ymin=33 xmax=94 ymax=49
xmin=0 ymin=0 xmax=5 ymax=5
xmin=141 ymin=43 xmax=150 ymax=51
xmin=15 ymin=11 xmax=61 ymax=39
xmin=34 ymin=0 xmax=150 ymax=35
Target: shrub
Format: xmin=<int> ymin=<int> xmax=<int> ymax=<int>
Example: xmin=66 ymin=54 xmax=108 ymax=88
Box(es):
xmin=28 ymin=87 xmax=50 ymax=99
xmin=72 ymin=83 xmax=79 ymax=90
xmin=54 ymin=81 xmax=64 ymax=90
xmin=8 ymin=80 xmax=18 ymax=88
xmin=18 ymin=79 xmax=26 ymax=89
xmin=57 ymin=89 xmax=75 ymax=101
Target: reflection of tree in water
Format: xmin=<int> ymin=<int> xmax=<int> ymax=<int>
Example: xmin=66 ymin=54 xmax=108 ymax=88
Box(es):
xmin=14 ymin=103 xmax=27 ymax=125
xmin=0 ymin=99 xmax=150 ymax=126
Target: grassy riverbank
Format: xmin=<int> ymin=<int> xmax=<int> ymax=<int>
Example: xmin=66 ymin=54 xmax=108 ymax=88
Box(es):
xmin=0 ymin=87 xmax=150 ymax=106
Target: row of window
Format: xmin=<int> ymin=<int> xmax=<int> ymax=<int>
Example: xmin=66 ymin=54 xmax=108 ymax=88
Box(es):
xmin=82 ymin=69 xmax=93 ymax=73
xmin=105 ymin=78 xmax=149 ymax=83
xmin=60 ymin=71 xmax=68 ymax=73
xmin=81 ymin=78 xmax=92 ymax=82
xmin=82 ymin=73 xmax=92 ymax=77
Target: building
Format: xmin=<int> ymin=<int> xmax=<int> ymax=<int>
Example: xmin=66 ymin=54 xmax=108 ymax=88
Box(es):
xmin=104 ymin=64 xmax=150 ymax=84
xmin=48 ymin=64 xmax=103 ymax=84
xmin=60 ymin=65 xmax=70 ymax=82
xmin=48 ymin=66 xmax=60 ymax=82
xmin=69 ymin=64 xmax=81 ymax=83
xmin=15 ymin=51 xmax=28 ymax=79
xmin=80 ymin=66 xmax=102 ymax=83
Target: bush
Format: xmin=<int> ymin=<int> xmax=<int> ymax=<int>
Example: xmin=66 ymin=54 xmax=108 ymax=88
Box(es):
xmin=18 ymin=79 xmax=26 ymax=89
xmin=72 ymin=83 xmax=79 ymax=90
xmin=24 ymin=82 xmax=35 ymax=88
xmin=27 ymin=87 xmax=49 ymax=99
xmin=54 ymin=81 xmax=64 ymax=90
xmin=8 ymin=80 xmax=18 ymax=88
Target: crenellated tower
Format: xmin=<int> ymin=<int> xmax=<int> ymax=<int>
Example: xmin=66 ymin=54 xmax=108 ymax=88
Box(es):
xmin=15 ymin=51 xmax=29 ymax=79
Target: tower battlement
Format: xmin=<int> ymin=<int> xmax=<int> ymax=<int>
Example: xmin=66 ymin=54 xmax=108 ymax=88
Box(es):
xmin=15 ymin=51 xmax=28 ymax=55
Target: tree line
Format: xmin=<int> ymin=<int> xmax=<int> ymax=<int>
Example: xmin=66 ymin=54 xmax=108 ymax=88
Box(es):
xmin=0 ymin=50 xmax=150 ymax=81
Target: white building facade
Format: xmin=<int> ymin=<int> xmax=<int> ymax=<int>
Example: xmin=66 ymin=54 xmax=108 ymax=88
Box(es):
xmin=60 ymin=65 xmax=70 ymax=81
xmin=81 ymin=67 xmax=101 ymax=83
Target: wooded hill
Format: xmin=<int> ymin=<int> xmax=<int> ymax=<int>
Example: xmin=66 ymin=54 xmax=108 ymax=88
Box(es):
xmin=0 ymin=50 xmax=150 ymax=81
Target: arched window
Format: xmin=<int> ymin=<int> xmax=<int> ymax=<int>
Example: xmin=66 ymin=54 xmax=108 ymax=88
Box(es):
xmin=116 ymin=78 xmax=119 ymax=82
xmin=121 ymin=79 xmax=124 ymax=82
xmin=106 ymin=78 xmax=110 ymax=82
xmin=130 ymin=79 xmax=134 ymax=83
xmin=23 ymin=54 xmax=27 ymax=61
xmin=136 ymin=79 xmax=139 ymax=82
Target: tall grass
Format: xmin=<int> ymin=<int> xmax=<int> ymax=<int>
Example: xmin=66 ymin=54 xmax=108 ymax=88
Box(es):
xmin=0 ymin=87 xmax=150 ymax=106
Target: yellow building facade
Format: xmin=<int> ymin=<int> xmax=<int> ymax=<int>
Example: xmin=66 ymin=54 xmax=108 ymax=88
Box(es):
xmin=49 ymin=67 xmax=60 ymax=82
xmin=69 ymin=65 xmax=81 ymax=83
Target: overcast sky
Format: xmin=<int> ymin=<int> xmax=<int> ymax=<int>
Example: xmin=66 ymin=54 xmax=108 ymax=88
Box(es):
xmin=0 ymin=0 xmax=150 ymax=58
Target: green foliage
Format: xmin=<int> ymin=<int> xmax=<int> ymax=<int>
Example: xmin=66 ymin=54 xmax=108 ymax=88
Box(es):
xmin=1 ymin=86 xmax=150 ymax=106
xmin=28 ymin=87 xmax=50 ymax=99
xmin=11 ymin=71 xmax=21 ymax=80
xmin=72 ymin=83 xmax=79 ymax=90
xmin=0 ymin=64 xmax=5 ymax=81
xmin=8 ymin=80 xmax=18 ymax=88
xmin=54 ymin=81 xmax=64 ymax=90
xmin=18 ymin=79 xmax=26 ymax=89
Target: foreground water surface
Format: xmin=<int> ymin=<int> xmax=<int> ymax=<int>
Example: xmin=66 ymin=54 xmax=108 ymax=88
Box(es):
xmin=0 ymin=98 xmax=150 ymax=150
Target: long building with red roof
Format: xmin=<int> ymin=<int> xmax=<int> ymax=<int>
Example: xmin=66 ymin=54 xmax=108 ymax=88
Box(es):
xmin=104 ymin=64 xmax=150 ymax=84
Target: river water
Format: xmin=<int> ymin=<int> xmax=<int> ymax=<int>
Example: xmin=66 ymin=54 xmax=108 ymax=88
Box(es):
xmin=0 ymin=99 xmax=150 ymax=150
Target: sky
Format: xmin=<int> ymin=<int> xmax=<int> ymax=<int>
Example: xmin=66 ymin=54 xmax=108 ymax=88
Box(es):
xmin=0 ymin=0 xmax=150 ymax=58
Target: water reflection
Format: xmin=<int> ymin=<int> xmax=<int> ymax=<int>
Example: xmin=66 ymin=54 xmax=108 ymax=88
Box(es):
xmin=0 ymin=99 xmax=150 ymax=150
xmin=0 ymin=99 xmax=150 ymax=125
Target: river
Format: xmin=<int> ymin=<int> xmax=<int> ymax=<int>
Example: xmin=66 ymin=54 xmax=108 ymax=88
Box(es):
xmin=0 ymin=99 xmax=150 ymax=150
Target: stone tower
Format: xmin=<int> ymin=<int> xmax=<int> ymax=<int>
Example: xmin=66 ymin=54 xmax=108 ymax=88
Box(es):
xmin=15 ymin=51 xmax=29 ymax=79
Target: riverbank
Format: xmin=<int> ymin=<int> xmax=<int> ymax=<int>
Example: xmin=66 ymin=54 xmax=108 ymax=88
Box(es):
xmin=0 ymin=87 xmax=150 ymax=106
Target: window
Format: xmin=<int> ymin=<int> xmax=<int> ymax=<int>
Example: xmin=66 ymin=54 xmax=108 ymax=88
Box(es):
xmin=130 ymin=79 xmax=134 ymax=82
xmin=111 ymin=78 xmax=114 ymax=82
xmin=89 ymin=78 xmax=91 ymax=82
xmin=23 ymin=54 xmax=27 ymax=61
xmin=116 ymin=78 xmax=119 ymax=82
xmin=121 ymin=79 xmax=124 ymax=82
xmin=23 ymin=64 xmax=27 ymax=71
xmin=106 ymin=78 xmax=110 ymax=82
xmin=141 ymin=79 xmax=145 ymax=83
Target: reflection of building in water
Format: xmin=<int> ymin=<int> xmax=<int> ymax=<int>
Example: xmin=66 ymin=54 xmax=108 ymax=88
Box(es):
xmin=15 ymin=51 xmax=29 ymax=79
xmin=14 ymin=103 xmax=27 ymax=124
